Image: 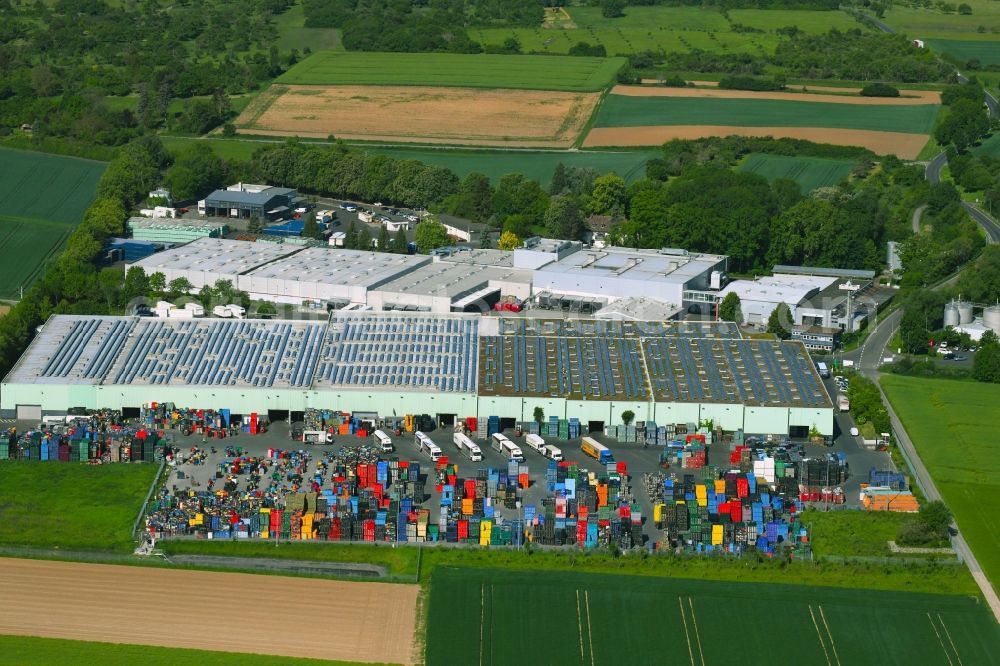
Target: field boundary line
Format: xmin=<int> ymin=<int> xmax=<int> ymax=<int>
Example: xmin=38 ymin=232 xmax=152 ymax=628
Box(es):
xmin=927 ymin=612 xmax=955 ymax=666
xmin=817 ymin=605 xmax=841 ymax=666
xmin=937 ymin=613 xmax=963 ymax=666
xmin=687 ymin=597 xmax=705 ymax=666
xmin=584 ymin=590 xmax=595 ymax=666
xmin=808 ymin=605 xmax=832 ymax=666
xmin=576 ymin=589 xmax=585 ymax=664
xmin=678 ymin=596 xmax=695 ymax=666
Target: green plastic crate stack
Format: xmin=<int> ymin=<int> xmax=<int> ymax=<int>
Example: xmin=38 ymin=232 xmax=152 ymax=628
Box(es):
xmin=701 ymin=465 xmax=718 ymax=482
xmin=77 ymin=443 xmax=88 ymax=461
xmin=0 ymin=439 xmax=8 ymax=460
xmin=281 ymin=512 xmax=292 ymax=539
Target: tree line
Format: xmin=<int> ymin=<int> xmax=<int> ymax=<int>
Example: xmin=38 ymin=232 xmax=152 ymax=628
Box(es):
xmin=0 ymin=0 xmax=300 ymax=150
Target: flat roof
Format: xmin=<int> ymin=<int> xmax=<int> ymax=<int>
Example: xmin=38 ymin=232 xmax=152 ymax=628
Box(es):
xmin=535 ymin=247 xmax=725 ymax=286
xmin=772 ymin=265 xmax=876 ymax=280
xmin=244 ymin=247 xmax=429 ymax=287
xmin=373 ymin=262 xmax=531 ymax=298
xmin=129 ymin=238 xmax=297 ymax=275
xmin=594 ymin=297 xmax=686 ymax=322
xmin=438 ymin=249 xmax=513 ymax=268
xmin=494 ymin=318 xmax=740 ymax=339
xmin=204 ymin=186 xmax=295 ymax=206
xmin=721 ymin=275 xmax=837 ymax=306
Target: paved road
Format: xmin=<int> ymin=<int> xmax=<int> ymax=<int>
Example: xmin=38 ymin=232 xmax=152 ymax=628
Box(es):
xmin=911 ymin=204 xmax=926 ymax=234
xmin=986 ymin=88 xmax=998 ymax=117
xmin=863 ymin=13 xmax=895 ymax=33
xmin=926 ymin=151 xmax=947 ymax=186
xmin=851 ymin=309 xmax=902 ymax=370
xmin=872 ymin=377 xmax=1000 ymax=623
xmin=963 ymin=201 xmax=1000 ymax=244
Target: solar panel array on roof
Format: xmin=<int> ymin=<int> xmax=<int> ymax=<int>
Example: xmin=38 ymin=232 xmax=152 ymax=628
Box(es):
xmin=32 ymin=317 xmax=136 ymax=382
xmin=496 ymin=318 xmax=740 ymax=339
xmin=106 ymin=319 xmax=325 ymax=388
xmin=314 ymin=315 xmax=478 ymax=392
xmin=642 ymin=338 xmax=829 ymax=407
xmin=479 ymin=334 xmax=649 ymax=400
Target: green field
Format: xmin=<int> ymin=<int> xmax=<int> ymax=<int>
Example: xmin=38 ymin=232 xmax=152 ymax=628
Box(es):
xmin=593 ymin=94 xmax=940 ymax=133
xmin=801 ymin=510 xmax=954 ymax=558
xmin=362 ymin=147 xmax=657 ymax=186
xmin=470 ymin=6 xmax=858 ymax=56
xmin=159 ymin=137 xmax=656 ymax=187
xmin=426 ymin=567 xmax=1000 ymax=666
xmin=273 ymin=3 xmax=342 ymax=53
xmin=928 ymin=38 xmax=1000 ymax=65
xmin=737 ymin=153 xmax=855 ymax=192
xmin=0 ymin=462 xmax=157 ymax=552
xmin=973 ymin=131 xmax=1000 ymax=158
xmin=881 ymin=375 xmax=1000 ymax=596
xmin=0 ymin=635 xmax=377 ymax=666
xmin=276 ymin=52 xmax=626 ymax=91
xmin=881 ymin=0 xmax=1000 ymax=38
xmin=0 ymin=148 xmax=105 ymax=298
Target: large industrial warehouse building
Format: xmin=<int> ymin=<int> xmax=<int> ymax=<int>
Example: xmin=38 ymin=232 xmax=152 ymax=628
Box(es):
xmin=2 ymin=312 xmax=834 ymax=436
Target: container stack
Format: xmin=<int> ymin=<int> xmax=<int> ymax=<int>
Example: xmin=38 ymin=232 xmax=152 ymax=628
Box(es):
xmin=868 ymin=468 xmax=907 ymax=490
xmin=646 ymin=469 xmax=809 ymax=556
xmin=798 ymin=457 xmax=849 ymax=504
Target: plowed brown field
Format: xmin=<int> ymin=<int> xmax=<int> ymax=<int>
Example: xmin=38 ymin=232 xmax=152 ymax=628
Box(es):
xmin=615 ymin=84 xmax=941 ymax=105
xmin=0 ymin=558 xmax=419 ymax=665
xmin=583 ymin=125 xmax=930 ymax=158
xmin=235 ymin=84 xmax=601 ymax=147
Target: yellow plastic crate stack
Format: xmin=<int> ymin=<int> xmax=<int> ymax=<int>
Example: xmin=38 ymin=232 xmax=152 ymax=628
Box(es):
xmin=711 ymin=524 xmax=724 ymax=546
xmin=260 ymin=508 xmax=271 ymax=539
xmin=461 ymin=498 xmax=474 ymax=516
xmin=653 ymin=503 xmax=666 ymax=524
xmin=480 ymin=519 xmax=492 ymax=546
xmin=188 ymin=513 xmax=204 ymax=528
xmin=301 ymin=513 xmax=314 ymax=540
xmin=714 ymin=479 xmax=726 ymax=495
xmin=695 ymin=484 xmax=708 ymax=507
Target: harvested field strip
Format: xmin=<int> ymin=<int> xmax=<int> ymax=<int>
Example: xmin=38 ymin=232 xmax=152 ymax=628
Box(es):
xmin=235 ymin=85 xmax=601 ymax=148
xmin=426 ymin=567 xmax=1000 ymax=666
xmin=277 ymin=51 xmax=625 ymax=92
xmin=612 ymin=84 xmax=941 ymax=105
xmin=594 ymin=95 xmax=939 ymax=133
xmin=0 ymin=558 xmax=419 ymax=665
xmin=583 ymin=126 xmax=930 ymax=159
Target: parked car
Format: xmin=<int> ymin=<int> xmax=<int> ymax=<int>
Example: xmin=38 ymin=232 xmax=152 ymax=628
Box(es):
xmin=953 ymin=355 xmax=968 ymax=361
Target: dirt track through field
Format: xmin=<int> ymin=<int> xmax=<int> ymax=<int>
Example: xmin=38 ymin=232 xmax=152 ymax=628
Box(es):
xmin=615 ymin=84 xmax=941 ymax=105
xmin=0 ymin=558 xmax=419 ymax=664
xmin=236 ymin=84 xmax=601 ymax=147
xmin=583 ymin=125 xmax=930 ymax=158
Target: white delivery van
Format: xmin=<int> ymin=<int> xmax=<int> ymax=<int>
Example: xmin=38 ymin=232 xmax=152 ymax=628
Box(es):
xmin=525 ymin=433 xmax=546 ymax=454
xmin=373 ymin=429 xmax=393 ymax=453
xmin=415 ymin=431 xmax=442 ymax=461
xmin=542 ymin=444 xmax=564 ymax=462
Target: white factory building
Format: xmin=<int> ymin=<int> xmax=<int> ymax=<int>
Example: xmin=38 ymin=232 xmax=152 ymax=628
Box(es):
xmin=128 ymin=237 xmax=730 ymax=316
xmin=2 ymin=313 xmax=834 ymax=437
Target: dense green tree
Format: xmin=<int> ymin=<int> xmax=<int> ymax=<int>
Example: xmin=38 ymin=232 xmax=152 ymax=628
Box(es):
xmin=588 ymin=172 xmax=628 ymax=217
xmin=935 ymin=99 xmax=990 ymax=152
xmin=544 ymin=195 xmax=586 ymax=241
xmin=301 ymin=212 xmax=323 ymax=240
xmin=166 ymin=144 xmax=226 ymax=201
xmin=498 ymin=230 xmax=521 ymax=251
xmin=121 ymin=266 xmax=150 ymax=304
xmin=147 ymin=272 xmax=166 ymax=296
xmin=718 ymin=293 xmax=743 ymax=323
xmin=167 ymin=277 xmax=194 ymax=298
xmin=393 ymin=227 xmax=409 ymax=254
xmin=357 ymin=227 xmax=373 ymax=250
xmin=377 ymin=224 xmax=391 ymax=252
xmin=974 ymin=331 xmax=1000 ymax=382
xmin=767 ymin=303 xmax=793 ymax=339
xmin=447 ymin=172 xmax=494 ymax=222
xmin=344 ymin=221 xmax=358 ymax=250
xmin=601 ymin=0 xmax=626 ymax=18
xmin=415 ymin=217 xmax=451 ymax=254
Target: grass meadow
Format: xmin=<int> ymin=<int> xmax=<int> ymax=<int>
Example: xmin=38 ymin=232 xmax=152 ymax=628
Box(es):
xmin=736 ymin=153 xmax=855 ymax=192
xmin=881 ymin=375 xmax=1000 ymax=596
xmin=276 ymin=52 xmax=626 ymax=91
xmin=0 ymin=148 xmax=105 ymax=298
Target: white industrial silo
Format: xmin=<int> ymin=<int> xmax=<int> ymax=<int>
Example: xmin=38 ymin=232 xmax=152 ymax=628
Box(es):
xmin=943 ymin=302 xmax=960 ymax=328
xmin=984 ymin=305 xmax=1000 ymax=336
xmin=957 ymin=301 xmax=974 ymax=325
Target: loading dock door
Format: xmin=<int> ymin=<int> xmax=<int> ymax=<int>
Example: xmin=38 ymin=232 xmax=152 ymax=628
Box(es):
xmin=16 ymin=405 xmax=41 ymax=421
xmin=588 ymin=420 xmax=604 ymax=434
xmin=789 ymin=425 xmax=809 ymax=440
xmin=268 ymin=410 xmax=289 ymax=423
xmin=437 ymin=413 xmax=456 ymax=427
